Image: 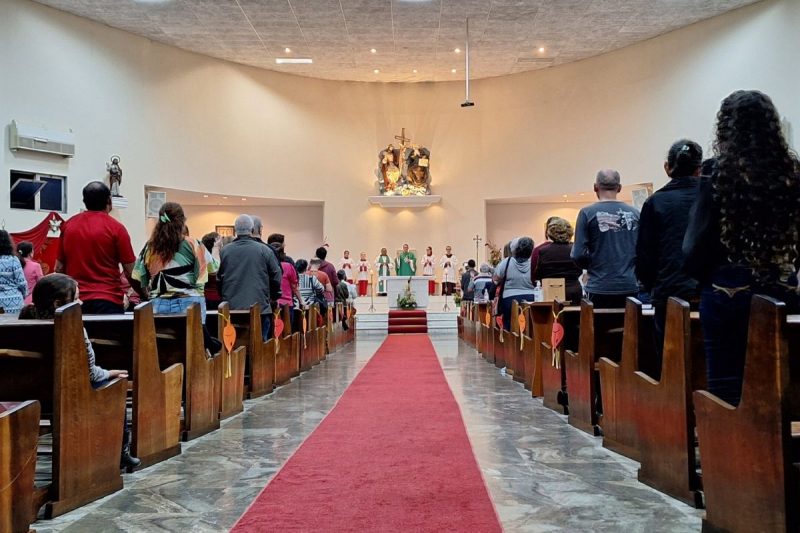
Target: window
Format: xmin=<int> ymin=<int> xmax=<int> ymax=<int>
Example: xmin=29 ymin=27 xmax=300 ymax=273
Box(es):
xmin=10 ymin=171 xmax=67 ymax=212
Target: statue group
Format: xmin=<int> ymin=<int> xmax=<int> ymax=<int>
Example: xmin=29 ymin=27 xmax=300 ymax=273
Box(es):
xmin=375 ymin=128 xmax=431 ymax=196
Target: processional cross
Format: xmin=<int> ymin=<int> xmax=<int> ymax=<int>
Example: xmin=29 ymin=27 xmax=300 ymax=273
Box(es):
xmin=473 ymin=234 xmax=483 ymax=263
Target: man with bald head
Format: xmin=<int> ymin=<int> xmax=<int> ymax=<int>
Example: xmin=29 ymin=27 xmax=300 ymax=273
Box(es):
xmin=570 ymin=169 xmax=640 ymax=308
xmin=218 ymin=214 xmax=283 ymax=340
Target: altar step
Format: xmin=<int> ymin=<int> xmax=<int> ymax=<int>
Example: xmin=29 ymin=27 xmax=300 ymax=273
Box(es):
xmin=388 ymin=310 xmax=428 ymax=335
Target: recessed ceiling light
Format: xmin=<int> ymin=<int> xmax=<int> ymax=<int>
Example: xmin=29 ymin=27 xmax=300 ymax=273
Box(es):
xmin=413 ymin=69 xmax=418 ymax=73
xmin=451 ymin=68 xmax=457 ymax=73
xmin=284 ymin=47 xmax=291 ymax=53
xmin=275 ymin=58 xmax=313 ymax=64
xmin=241 ymin=198 xmax=247 ymax=201
xmin=454 ymin=48 xmax=461 ymax=53
xmin=203 ymin=194 xmax=209 ymax=198
xmin=370 ymin=48 xmax=377 ymax=54
xmin=579 ymin=192 xmax=585 ymax=196
xmin=538 ymin=47 xmax=546 ymax=53
xmin=222 ymin=196 xmax=228 ymax=199
xmin=373 ymin=69 xmax=380 ymax=74
xmin=562 ymin=194 xmax=568 ymax=198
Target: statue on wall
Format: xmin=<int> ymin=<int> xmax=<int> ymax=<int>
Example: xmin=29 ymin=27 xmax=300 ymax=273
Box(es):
xmin=375 ymin=128 xmax=431 ymax=197
xmin=107 ymin=155 xmax=123 ymax=197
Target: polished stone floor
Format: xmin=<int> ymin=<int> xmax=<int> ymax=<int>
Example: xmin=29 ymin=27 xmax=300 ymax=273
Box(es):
xmin=35 ymin=331 xmax=702 ymax=532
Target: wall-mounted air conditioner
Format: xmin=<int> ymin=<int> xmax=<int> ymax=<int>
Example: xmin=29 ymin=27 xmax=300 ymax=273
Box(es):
xmin=9 ymin=120 xmax=76 ymax=158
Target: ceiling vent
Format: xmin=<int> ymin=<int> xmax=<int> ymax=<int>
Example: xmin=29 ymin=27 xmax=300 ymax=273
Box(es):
xmin=9 ymin=120 xmax=75 ymax=158
xmin=516 ymin=57 xmax=554 ymax=64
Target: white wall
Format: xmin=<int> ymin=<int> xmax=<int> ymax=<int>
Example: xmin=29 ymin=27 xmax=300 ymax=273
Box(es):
xmin=486 ymin=203 xmax=585 ymax=255
xmin=1 ymin=0 xmax=798 ymax=258
xmin=179 ymin=205 xmax=323 ymax=261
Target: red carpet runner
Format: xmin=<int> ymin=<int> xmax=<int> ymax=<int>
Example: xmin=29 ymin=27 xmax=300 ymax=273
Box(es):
xmin=232 ymin=334 xmax=502 ymax=532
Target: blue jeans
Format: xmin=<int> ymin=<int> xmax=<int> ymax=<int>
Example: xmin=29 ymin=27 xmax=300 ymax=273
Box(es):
xmin=699 ymin=267 xmax=753 ymax=407
xmin=500 ymin=294 xmax=534 ymax=330
xmin=151 ymin=296 xmax=207 ymax=324
xmin=261 ymin=313 xmax=273 ymax=342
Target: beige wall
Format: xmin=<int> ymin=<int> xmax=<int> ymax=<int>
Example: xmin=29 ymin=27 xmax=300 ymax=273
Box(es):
xmin=1 ymin=0 xmax=798 ymax=258
xmin=486 ymin=203 xmax=585 ymax=256
xmin=179 ymin=205 xmax=323 ymax=261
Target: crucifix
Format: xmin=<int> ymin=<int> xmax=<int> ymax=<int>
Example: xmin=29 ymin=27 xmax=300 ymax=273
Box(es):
xmin=473 ymin=234 xmax=483 ymax=264
xmin=394 ymin=127 xmax=411 ymax=148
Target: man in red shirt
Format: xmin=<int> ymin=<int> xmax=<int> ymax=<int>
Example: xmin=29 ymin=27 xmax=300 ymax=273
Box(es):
xmin=56 ymin=182 xmax=139 ymax=314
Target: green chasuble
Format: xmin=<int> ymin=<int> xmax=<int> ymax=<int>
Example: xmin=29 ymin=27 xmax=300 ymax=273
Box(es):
xmin=395 ymin=251 xmax=417 ymax=276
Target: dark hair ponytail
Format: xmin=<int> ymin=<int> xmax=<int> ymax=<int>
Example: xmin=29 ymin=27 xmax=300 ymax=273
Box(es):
xmin=17 ymin=241 xmax=33 ymax=269
xmin=666 ymin=139 xmax=703 ymax=178
xmin=19 ymin=273 xmax=78 ymax=320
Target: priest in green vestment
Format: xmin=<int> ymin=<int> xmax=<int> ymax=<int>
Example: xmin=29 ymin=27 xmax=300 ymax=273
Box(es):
xmin=395 ymin=244 xmax=417 ymax=276
xmin=375 ymin=247 xmax=393 ymax=295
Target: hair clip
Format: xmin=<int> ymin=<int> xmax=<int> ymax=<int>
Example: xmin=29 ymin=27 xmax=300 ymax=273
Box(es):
xmin=680 ymin=145 xmax=691 ymax=153
xmin=160 ymin=213 xmax=171 ymax=223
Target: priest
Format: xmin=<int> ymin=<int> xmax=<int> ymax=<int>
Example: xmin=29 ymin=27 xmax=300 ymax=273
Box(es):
xmin=375 ymin=248 xmax=393 ymax=295
xmin=395 ymin=243 xmax=417 ymax=276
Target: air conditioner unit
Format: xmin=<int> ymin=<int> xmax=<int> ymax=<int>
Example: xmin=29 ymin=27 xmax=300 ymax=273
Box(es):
xmin=9 ymin=120 xmax=76 ymax=158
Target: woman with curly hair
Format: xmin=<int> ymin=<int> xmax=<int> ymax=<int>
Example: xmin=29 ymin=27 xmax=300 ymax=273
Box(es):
xmin=533 ymin=217 xmax=583 ymax=304
xmin=0 ymin=230 xmax=27 ymax=314
xmin=132 ymin=202 xmax=213 ymax=323
xmin=684 ymin=90 xmax=800 ymax=406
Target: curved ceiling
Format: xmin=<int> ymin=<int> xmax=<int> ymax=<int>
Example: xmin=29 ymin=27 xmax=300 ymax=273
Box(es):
xmin=34 ymin=0 xmax=760 ymax=83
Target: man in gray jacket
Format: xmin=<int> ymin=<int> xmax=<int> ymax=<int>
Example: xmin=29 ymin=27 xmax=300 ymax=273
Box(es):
xmin=218 ymin=214 xmax=283 ymax=340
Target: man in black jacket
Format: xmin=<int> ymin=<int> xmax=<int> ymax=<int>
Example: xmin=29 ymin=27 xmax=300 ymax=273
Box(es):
xmin=218 ymin=214 xmax=283 ymax=340
xmin=636 ymin=140 xmax=702 ymax=374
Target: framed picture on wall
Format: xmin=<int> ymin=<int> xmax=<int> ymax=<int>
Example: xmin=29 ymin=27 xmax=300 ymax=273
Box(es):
xmin=215 ymin=225 xmax=235 ymax=238
xmin=630 ymin=184 xmax=654 ymax=212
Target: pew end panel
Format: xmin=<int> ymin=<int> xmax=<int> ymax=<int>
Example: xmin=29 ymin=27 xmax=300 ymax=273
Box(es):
xmin=598 ymin=297 xmax=646 ymax=462
xmin=0 ymin=400 xmax=40 ymax=533
xmin=130 ymin=303 xmax=183 ymax=470
xmin=635 ymin=297 xmax=704 ymax=508
xmin=215 ymin=303 xmax=246 ymax=420
xmin=695 ymin=295 xmax=800 ymax=532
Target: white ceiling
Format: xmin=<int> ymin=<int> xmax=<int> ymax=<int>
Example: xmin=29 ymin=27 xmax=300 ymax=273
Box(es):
xmin=148 ymin=186 xmax=323 ymax=206
xmin=34 ymin=0 xmax=760 ymax=83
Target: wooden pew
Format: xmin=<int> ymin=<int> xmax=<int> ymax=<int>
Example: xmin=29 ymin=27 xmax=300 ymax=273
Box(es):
xmin=564 ymin=300 xmax=625 ymax=435
xmin=492 ymin=315 xmax=506 ymax=369
xmin=635 ymin=297 xmax=705 ymax=508
xmin=475 ymin=303 xmax=490 ymax=357
xmin=84 ymin=303 xmax=183 ymax=470
xmin=0 ymin=400 xmax=40 ymax=533
xmin=152 ymin=304 xmax=220 ymax=441
xmin=597 ymin=298 xmax=652 ymax=461
xmin=214 ymin=304 xmax=274 ymax=399
xmin=0 ymin=303 xmax=126 ymax=518
xmin=214 ymin=303 xmax=247 ymax=420
xmin=285 ymin=304 xmax=301 ymax=378
xmin=299 ymin=306 xmax=316 ymax=372
xmin=695 ymin=296 xmax=800 ymax=532
xmin=508 ymin=300 xmax=525 ymax=383
xmin=274 ymin=306 xmax=294 ymax=386
xmin=522 ymin=302 xmax=555 ymax=394
xmin=539 ymin=304 xmax=579 ymax=414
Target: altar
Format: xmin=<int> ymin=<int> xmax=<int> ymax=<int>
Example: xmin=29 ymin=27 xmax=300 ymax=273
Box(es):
xmin=384 ymin=276 xmax=431 ymax=309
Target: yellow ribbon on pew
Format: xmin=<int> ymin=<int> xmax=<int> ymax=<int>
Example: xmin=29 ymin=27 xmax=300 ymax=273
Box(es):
xmin=302 ymin=312 xmax=308 ymax=349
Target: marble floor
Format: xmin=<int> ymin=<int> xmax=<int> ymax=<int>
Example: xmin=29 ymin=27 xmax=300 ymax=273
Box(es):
xmin=35 ymin=331 xmax=702 ymax=532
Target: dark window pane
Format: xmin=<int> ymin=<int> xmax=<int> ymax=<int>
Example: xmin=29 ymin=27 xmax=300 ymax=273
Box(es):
xmin=10 ymin=174 xmax=41 ymax=210
xmin=40 ymin=176 xmax=65 ymax=212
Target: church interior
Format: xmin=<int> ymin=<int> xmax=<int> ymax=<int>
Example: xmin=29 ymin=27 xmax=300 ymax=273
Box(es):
xmin=1 ymin=0 xmax=799 ymax=531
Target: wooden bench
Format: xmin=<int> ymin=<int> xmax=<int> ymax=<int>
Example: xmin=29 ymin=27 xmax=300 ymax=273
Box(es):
xmin=0 ymin=400 xmax=40 ymax=533
xmin=152 ymin=304 xmax=220 ymax=441
xmin=564 ymin=300 xmax=625 ymax=435
xmin=521 ymin=302 xmax=557 ymax=395
xmin=635 ymin=297 xmax=705 ymax=508
xmin=695 ymin=295 xmax=800 ymax=532
xmin=231 ymin=305 xmax=275 ymax=398
xmin=213 ymin=303 xmax=247 ymax=420
xmin=274 ymin=305 xmax=298 ymax=386
xmin=597 ymin=298 xmax=653 ymax=461
xmin=507 ymin=300 xmax=525 ymax=383
xmin=539 ymin=304 xmax=580 ymax=414
xmin=0 ymin=302 xmax=126 ymax=518
xmin=83 ymin=303 xmax=183 ymax=470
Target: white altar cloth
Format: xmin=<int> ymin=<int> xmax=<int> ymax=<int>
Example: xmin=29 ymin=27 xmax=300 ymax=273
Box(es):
xmin=384 ymin=276 xmax=430 ymax=309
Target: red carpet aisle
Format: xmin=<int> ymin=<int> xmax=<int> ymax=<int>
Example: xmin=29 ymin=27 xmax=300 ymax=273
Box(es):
xmin=232 ymin=334 xmax=502 ymax=532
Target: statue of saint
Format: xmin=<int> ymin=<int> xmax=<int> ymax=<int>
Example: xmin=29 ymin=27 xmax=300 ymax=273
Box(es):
xmin=107 ymin=155 xmax=123 ymax=197
xmin=375 ymin=248 xmax=393 ymax=295
xmin=395 ymin=243 xmax=417 ymax=276
xmin=379 ymin=145 xmax=402 ymax=193
xmin=404 ymin=146 xmax=431 ymax=190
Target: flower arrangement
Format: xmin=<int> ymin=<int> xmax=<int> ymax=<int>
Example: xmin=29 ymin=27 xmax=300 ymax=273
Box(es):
xmin=453 ymin=292 xmax=462 ymax=306
xmin=381 ymin=183 xmax=429 ymax=197
xmin=485 ymin=241 xmax=503 ymax=267
xmin=397 ymin=278 xmax=418 ymax=309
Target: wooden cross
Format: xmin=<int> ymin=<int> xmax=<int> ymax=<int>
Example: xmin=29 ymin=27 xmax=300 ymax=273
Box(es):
xmin=394 ymin=128 xmax=411 ymax=147
xmin=473 ymin=234 xmax=482 ymax=263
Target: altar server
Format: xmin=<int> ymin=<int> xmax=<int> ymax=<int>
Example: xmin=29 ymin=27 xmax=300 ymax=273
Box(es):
xmin=339 ymin=250 xmax=354 ymax=283
xmin=422 ymin=246 xmax=436 ymax=295
xmin=440 ymin=246 xmax=458 ymax=295
xmin=357 ymin=252 xmax=371 ymax=297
